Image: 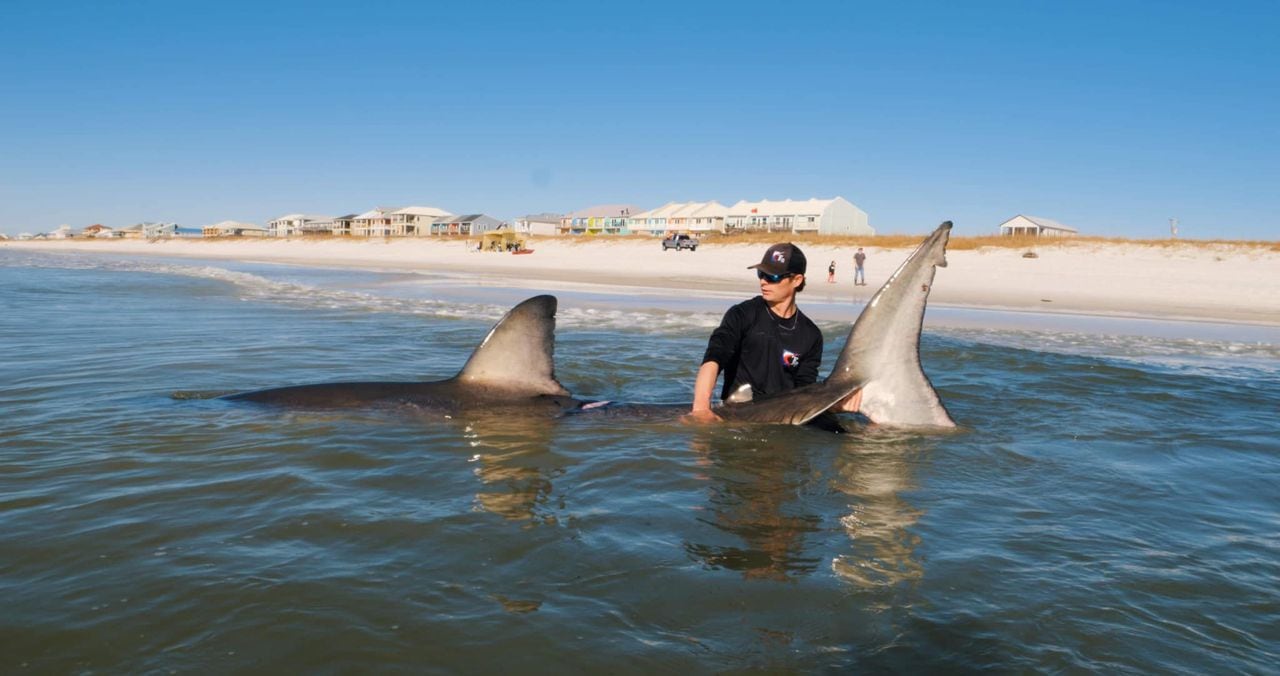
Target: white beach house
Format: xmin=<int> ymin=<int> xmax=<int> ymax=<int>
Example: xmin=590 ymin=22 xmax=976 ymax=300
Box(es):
xmin=725 ymin=197 xmax=873 ymax=235
xmin=351 ymin=208 xmax=401 ymax=237
xmin=998 ymin=214 xmax=1079 ymax=237
xmin=515 ymin=213 xmax=562 ymax=237
xmin=392 ymin=206 xmax=453 ymax=236
xmin=141 ymin=222 xmax=183 ymax=238
xmin=328 ymin=214 xmax=357 ymax=237
xmin=268 ymin=214 xmax=332 ymax=238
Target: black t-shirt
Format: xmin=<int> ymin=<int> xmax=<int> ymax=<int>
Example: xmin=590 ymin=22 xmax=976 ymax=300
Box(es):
xmin=701 ymin=296 xmax=823 ymax=402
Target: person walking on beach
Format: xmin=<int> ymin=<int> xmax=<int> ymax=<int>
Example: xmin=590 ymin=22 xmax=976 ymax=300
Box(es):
xmin=827 ymin=260 xmax=836 ymax=283
xmin=853 ymin=247 xmax=867 ymax=286
xmin=688 ymin=243 xmax=859 ymax=424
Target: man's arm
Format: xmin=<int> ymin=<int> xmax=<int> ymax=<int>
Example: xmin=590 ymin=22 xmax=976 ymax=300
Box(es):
xmin=688 ymin=360 xmax=723 ymax=421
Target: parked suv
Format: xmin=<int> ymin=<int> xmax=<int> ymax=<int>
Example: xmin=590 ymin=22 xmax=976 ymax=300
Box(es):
xmin=662 ymin=234 xmax=699 ymax=251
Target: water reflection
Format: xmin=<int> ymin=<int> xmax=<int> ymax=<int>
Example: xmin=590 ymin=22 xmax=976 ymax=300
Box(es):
xmin=829 ymin=432 xmax=929 ymax=588
xmin=684 ymin=426 xmax=931 ymax=587
xmin=451 ymin=410 xmax=567 ymax=527
xmin=684 ymin=430 xmax=824 ymax=581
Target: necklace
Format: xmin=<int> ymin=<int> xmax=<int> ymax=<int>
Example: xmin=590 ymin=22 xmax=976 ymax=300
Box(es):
xmin=768 ymin=305 xmax=799 ymax=331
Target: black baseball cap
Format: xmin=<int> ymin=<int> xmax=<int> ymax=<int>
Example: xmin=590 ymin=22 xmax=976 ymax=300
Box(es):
xmin=748 ymin=242 xmax=807 ymax=276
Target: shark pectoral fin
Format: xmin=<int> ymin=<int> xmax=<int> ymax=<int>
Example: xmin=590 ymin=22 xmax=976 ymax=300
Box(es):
xmin=717 ymin=380 xmax=865 ymax=426
xmin=724 ymin=383 xmax=754 ymax=403
xmin=798 ymin=381 xmax=867 ymax=425
xmin=456 ymin=295 xmax=571 ymax=396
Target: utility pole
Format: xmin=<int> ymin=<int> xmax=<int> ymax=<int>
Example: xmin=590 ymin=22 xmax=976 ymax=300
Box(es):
xmin=1169 ymin=217 xmax=1179 ymax=239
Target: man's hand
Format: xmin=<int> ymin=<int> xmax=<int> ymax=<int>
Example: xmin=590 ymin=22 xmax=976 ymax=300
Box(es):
xmin=683 ymin=408 xmax=723 ymax=424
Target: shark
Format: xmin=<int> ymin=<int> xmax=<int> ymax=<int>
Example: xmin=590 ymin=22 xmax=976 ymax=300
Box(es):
xmin=223 ymin=294 xmax=579 ymax=413
xmin=225 ymin=221 xmax=956 ymax=429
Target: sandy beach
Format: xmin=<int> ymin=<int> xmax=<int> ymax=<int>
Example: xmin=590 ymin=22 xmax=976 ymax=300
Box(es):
xmin=6 ymin=236 xmax=1279 ymax=326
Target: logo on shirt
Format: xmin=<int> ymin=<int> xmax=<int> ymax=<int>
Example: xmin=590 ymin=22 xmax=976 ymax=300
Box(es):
xmin=781 ymin=349 xmax=800 ymax=369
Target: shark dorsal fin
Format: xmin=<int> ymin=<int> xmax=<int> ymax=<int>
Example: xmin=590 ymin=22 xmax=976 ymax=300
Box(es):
xmin=456 ymin=295 xmax=570 ymax=396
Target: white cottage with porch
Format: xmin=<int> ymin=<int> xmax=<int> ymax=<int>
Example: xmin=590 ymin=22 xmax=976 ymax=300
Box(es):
xmin=351 ymin=207 xmax=401 ymax=237
xmin=998 ymin=215 xmax=1078 ymax=237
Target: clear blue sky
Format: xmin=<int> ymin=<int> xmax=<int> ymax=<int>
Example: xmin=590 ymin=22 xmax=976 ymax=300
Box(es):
xmin=2 ymin=0 xmax=1276 ymax=239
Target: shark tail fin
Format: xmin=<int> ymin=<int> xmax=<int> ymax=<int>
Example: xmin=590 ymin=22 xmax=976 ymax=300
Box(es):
xmin=456 ymin=295 xmax=570 ymax=396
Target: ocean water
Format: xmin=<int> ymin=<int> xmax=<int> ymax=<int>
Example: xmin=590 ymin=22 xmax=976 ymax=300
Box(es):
xmin=1 ymin=248 xmax=1277 ymax=673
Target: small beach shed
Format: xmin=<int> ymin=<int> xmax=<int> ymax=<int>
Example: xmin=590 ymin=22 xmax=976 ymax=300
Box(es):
xmin=479 ymin=229 xmax=529 ymax=252
xmin=999 ymin=215 xmax=1078 ymax=238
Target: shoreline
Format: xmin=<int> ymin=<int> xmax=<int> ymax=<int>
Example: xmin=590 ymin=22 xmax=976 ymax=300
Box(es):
xmin=5 ymin=237 xmax=1279 ymax=327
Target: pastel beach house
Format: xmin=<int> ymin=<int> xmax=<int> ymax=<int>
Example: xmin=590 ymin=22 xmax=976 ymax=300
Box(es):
xmin=559 ymin=205 xmax=642 ymax=235
xmin=430 ymin=214 xmax=504 ymax=236
xmin=629 ymin=201 xmax=728 ymax=236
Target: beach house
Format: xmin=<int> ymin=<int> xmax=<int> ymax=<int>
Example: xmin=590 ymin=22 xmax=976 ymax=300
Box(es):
xmin=392 ymin=206 xmax=453 ymax=236
xmin=328 ymin=214 xmax=357 ymax=237
xmin=514 ymin=213 xmax=562 ymax=237
xmin=630 ymin=201 xmax=728 ymax=236
xmin=430 ymin=214 xmax=504 ymax=236
xmin=725 ymin=197 xmax=873 ymax=235
xmin=351 ymin=208 xmax=401 ymax=237
xmin=81 ymin=224 xmax=112 ymax=238
xmin=998 ymin=215 xmax=1078 ymax=237
xmin=559 ymin=205 xmax=641 ymax=235
xmin=202 ymin=220 xmax=268 ymax=237
xmin=268 ymin=214 xmax=332 ymax=238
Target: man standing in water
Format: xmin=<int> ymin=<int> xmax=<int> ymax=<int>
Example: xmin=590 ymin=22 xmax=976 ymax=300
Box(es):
xmin=689 ymin=243 xmax=859 ymax=423
xmin=854 ymin=247 xmax=867 ymax=285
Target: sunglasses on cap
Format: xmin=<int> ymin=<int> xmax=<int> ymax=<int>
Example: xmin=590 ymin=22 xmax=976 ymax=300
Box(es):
xmin=757 ymin=270 xmax=794 ymax=283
